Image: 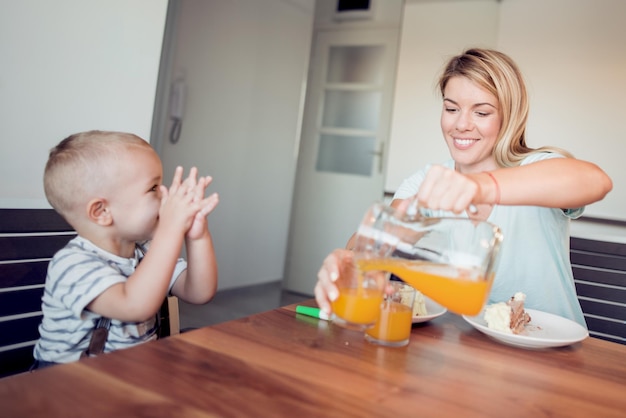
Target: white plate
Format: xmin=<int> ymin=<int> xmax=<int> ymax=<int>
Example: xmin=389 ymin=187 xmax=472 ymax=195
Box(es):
xmin=462 ymin=308 xmax=589 ymax=349
xmin=412 ymin=297 xmax=447 ymax=323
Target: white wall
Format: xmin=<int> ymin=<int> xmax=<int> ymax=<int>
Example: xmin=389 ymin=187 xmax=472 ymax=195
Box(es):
xmin=158 ymin=0 xmax=315 ymax=290
xmin=497 ymin=0 xmax=626 ymax=221
xmin=0 ymin=0 xmax=168 ymax=208
xmin=388 ymin=0 xmax=626 ymax=222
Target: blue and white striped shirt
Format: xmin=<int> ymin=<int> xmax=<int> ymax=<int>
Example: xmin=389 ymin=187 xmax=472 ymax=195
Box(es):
xmin=33 ymin=236 xmax=186 ymax=363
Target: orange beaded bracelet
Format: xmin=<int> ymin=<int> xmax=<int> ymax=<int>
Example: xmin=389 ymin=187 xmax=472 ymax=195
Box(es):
xmin=486 ymin=172 xmax=501 ymax=205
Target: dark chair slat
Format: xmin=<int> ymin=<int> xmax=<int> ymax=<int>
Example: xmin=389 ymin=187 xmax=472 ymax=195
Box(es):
xmin=570 ymin=250 xmax=626 ymax=271
xmin=571 ymin=237 xmax=626 ymax=257
xmin=575 ymin=282 xmax=626 ymax=305
xmin=584 ymin=316 xmax=626 ymax=340
xmin=578 ymin=299 xmax=626 ymax=322
xmin=572 ymin=265 xmax=626 ymax=287
xmin=0 ymin=346 xmax=36 ymax=378
xmin=590 ymin=333 xmax=624 ymax=345
xmin=0 ymin=288 xmax=44 ymax=317
xmin=158 ymin=301 xmax=172 ymax=339
xmin=0 ymin=234 xmax=74 ymax=262
xmin=0 ymin=209 xmax=71 ymax=233
xmin=0 ymin=261 xmax=49 ymax=288
xmin=0 ymin=315 xmax=42 ymax=347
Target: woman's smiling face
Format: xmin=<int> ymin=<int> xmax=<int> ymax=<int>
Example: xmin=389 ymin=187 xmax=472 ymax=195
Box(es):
xmin=440 ymin=76 xmax=502 ymax=173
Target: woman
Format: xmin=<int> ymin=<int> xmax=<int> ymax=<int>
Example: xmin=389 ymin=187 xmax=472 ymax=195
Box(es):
xmin=315 ymin=48 xmax=612 ymax=327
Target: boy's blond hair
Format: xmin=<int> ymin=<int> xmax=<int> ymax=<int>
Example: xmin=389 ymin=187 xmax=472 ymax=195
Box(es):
xmin=44 ymin=130 xmax=151 ymax=219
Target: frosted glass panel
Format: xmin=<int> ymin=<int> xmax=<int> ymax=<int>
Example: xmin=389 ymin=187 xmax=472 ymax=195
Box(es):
xmin=315 ymin=44 xmax=386 ymax=177
xmin=327 ymin=46 xmax=385 ymax=84
xmin=316 ymin=134 xmax=375 ymax=176
xmin=322 ymin=91 xmax=380 ymax=130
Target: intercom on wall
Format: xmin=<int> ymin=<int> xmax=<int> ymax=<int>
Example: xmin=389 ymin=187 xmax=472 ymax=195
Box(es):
xmin=169 ymin=78 xmax=186 ymax=143
xmin=169 ymin=78 xmax=186 ymax=120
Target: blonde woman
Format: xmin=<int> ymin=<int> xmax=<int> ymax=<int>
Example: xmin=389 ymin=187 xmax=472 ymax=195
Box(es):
xmin=315 ymin=48 xmax=612 ymax=327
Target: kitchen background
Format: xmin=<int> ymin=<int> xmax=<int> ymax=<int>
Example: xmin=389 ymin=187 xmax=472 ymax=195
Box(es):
xmin=1 ymin=0 xmax=625 ymax=302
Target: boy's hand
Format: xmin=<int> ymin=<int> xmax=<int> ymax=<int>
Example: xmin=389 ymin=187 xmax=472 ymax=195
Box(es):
xmin=186 ymin=173 xmax=219 ymax=240
xmin=158 ymin=166 xmax=204 ymax=234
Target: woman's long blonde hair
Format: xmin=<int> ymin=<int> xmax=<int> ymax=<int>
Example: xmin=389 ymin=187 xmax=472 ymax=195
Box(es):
xmin=438 ymin=48 xmax=572 ymax=167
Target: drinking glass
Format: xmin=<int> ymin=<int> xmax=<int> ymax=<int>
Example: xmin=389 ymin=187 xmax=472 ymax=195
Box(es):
xmin=330 ymin=204 xmax=396 ymax=331
xmin=354 ymin=202 xmax=503 ymax=316
xmin=365 ymin=281 xmax=415 ymax=347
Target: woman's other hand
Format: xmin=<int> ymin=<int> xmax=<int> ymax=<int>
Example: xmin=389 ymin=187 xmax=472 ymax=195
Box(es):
xmin=315 ymin=248 xmax=354 ymax=315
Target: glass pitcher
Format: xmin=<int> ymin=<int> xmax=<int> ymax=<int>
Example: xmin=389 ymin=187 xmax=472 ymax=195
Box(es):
xmin=349 ymin=202 xmax=503 ymax=316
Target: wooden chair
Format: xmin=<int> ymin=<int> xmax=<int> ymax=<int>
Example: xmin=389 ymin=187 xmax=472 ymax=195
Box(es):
xmin=0 ymin=208 xmax=179 ymax=378
xmin=571 ymin=236 xmax=626 ymax=345
xmin=159 ymin=296 xmax=180 ymax=338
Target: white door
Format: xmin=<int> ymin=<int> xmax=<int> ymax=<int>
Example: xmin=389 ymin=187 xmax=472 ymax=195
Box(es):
xmin=284 ymin=28 xmax=400 ymax=294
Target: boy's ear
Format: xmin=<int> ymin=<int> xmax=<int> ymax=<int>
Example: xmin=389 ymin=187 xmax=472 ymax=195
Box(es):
xmin=87 ymin=198 xmax=112 ymax=226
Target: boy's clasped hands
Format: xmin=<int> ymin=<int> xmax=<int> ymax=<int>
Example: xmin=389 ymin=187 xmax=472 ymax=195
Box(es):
xmin=159 ymin=166 xmax=219 ymax=240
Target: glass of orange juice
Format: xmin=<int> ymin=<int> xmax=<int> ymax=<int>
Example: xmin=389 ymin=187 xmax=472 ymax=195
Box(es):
xmin=330 ymin=255 xmax=389 ymax=331
xmin=365 ymin=281 xmax=415 ymax=347
xmin=330 ymin=204 xmax=397 ymax=331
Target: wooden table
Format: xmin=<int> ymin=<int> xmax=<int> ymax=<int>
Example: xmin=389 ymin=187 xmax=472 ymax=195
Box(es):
xmin=2 ymin=300 xmax=625 ymax=417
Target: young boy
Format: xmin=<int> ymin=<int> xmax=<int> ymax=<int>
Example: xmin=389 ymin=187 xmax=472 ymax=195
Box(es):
xmin=33 ymin=130 xmax=219 ymax=367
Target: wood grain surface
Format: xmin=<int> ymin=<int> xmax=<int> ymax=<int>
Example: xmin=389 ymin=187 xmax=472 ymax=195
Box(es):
xmin=1 ymin=300 xmax=625 ymax=417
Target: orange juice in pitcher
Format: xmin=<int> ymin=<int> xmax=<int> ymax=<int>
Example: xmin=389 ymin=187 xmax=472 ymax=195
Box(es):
xmin=358 ymin=258 xmax=494 ymax=316
xmin=332 ymin=202 xmax=502 ymax=328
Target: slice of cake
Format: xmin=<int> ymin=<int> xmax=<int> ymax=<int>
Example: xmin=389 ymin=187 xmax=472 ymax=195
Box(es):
xmin=484 ymin=292 xmax=531 ymax=334
xmin=412 ymin=290 xmax=428 ymax=317
xmin=399 ymin=286 xmax=428 ymax=317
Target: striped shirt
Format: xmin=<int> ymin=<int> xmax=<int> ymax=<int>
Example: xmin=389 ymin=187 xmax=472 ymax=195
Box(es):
xmin=33 ymin=236 xmax=187 ymax=363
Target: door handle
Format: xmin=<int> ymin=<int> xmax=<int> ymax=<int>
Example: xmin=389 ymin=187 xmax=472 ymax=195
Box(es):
xmin=369 ymin=142 xmax=384 ymax=174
